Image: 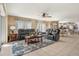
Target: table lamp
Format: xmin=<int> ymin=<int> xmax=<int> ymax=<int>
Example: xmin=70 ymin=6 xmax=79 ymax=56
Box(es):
xmin=10 ymin=25 xmax=16 ymax=33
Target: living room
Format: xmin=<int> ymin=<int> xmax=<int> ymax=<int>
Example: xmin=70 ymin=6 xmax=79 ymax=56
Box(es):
xmin=0 ymin=3 xmax=79 ymax=56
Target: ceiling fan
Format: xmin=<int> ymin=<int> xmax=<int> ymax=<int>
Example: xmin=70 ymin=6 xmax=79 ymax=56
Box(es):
xmin=42 ymin=12 xmax=52 ymax=18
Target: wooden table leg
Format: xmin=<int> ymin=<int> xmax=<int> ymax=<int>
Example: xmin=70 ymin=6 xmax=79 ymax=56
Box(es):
xmin=25 ymin=38 xmax=29 ymax=45
xmin=41 ymin=37 xmax=43 ymax=43
xmin=25 ymin=38 xmax=26 ymax=42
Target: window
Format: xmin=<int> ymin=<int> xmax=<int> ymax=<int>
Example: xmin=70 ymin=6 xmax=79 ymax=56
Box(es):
xmin=16 ymin=20 xmax=25 ymax=29
xmin=25 ymin=21 xmax=32 ymax=29
xmin=16 ymin=18 xmax=32 ymax=30
xmin=36 ymin=21 xmax=46 ymax=32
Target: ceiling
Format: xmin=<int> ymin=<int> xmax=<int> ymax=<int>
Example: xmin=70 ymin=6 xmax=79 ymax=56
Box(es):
xmin=6 ymin=3 xmax=79 ymax=22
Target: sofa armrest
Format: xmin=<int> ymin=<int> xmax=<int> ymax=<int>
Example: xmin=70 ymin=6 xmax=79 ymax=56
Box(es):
xmin=1 ymin=44 xmax=12 ymax=56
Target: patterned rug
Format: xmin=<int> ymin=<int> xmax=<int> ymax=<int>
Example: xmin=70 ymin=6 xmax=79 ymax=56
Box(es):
xmin=12 ymin=38 xmax=55 ymax=56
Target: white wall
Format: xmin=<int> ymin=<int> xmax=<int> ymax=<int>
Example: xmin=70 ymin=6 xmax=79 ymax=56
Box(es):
xmin=0 ymin=4 xmax=8 ymax=44
xmin=0 ymin=16 xmax=2 ymax=44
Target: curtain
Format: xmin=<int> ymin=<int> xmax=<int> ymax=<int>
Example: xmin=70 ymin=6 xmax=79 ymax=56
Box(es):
xmin=36 ymin=22 xmax=41 ymax=32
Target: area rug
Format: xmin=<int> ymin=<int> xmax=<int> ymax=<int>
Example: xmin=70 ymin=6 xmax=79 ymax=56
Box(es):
xmin=12 ymin=38 xmax=55 ymax=56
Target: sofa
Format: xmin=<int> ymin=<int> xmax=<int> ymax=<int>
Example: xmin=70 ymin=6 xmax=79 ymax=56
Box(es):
xmin=1 ymin=40 xmax=25 ymax=56
xmin=46 ymin=29 xmax=54 ymax=40
xmin=18 ymin=29 xmax=35 ymax=40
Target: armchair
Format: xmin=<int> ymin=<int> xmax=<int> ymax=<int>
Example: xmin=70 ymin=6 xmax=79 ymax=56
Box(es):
xmin=46 ymin=29 xmax=60 ymax=41
xmin=46 ymin=29 xmax=54 ymax=40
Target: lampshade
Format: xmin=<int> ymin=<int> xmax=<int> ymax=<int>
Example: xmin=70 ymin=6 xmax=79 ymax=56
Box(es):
xmin=10 ymin=26 xmax=16 ymax=30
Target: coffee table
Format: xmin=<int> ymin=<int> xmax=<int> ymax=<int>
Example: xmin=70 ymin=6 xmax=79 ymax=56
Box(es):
xmin=25 ymin=35 xmax=43 ymax=45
